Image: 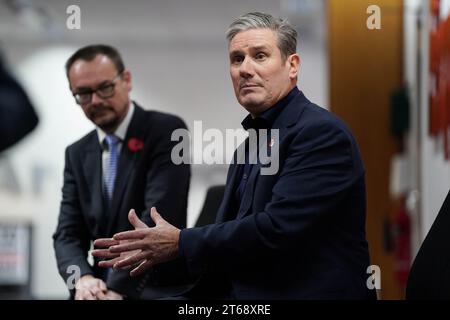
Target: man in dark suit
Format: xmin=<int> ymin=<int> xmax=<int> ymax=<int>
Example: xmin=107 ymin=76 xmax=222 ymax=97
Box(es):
xmin=53 ymin=45 xmax=190 ymax=300
xmin=0 ymin=56 xmax=38 ymax=152
xmin=93 ymin=13 xmax=375 ymax=299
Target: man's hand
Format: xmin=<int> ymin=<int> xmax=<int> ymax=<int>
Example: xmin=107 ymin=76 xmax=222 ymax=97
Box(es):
xmin=74 ymin=274 xmax=107 ymax=300
xmin=92 ymin=238 xmax=142 ymax=271
xmin=93 ymin=207 xmax=180 ymax=277
xmin=102 ymin=290 xmax=124 ymax=300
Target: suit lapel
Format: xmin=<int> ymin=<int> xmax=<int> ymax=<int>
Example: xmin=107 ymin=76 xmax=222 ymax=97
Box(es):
xmin=216 ymin=163 xmax=240 ymax=223
xmin=236 ymin=136 xmax=264 ymax=219
xmin=106 ymin=104 xmax=146 ymax=235
xmin=216 ymin=137 xmax=252 ymax=223
xmin=82 ymin=134 xmax=105 ymax=228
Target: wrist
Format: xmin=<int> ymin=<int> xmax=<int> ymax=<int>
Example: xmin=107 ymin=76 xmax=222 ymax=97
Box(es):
xmin=75 ymin=273 xmax=94 ymax=287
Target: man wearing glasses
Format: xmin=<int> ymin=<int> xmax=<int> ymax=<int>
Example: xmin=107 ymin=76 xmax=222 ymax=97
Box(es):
xmin=53 ymin=45 xmax=191 ymax=300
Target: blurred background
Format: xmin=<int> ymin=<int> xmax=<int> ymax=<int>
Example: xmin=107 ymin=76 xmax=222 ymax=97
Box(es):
xmin=0 ymin=0 xmax=448 ymax=299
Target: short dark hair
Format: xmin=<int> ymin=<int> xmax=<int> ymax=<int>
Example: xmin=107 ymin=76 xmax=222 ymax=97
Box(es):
xmin=65 ymin=44 xmax=125 ymax=77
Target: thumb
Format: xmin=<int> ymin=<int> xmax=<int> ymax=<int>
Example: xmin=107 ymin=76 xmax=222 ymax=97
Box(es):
xmin=98 ymin=280 xmax=107 ymax=292
xmin=128 ymin=209 xmax=147 ymax=229
xmin=150 ymin=207 xmax=164 ymax=225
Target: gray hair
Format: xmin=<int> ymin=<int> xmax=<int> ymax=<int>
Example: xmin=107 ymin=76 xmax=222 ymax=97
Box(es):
xmin=226 ymin=12 xmax=298 ymax=59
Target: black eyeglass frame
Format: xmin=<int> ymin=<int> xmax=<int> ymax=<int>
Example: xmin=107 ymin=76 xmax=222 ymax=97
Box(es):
xmin=72 ymin=71 xmax=123 ymax=105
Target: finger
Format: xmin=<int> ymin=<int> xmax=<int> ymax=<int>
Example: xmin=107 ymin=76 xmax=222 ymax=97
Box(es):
xmin=105 ymin=292 xmax=114 ymax=300
xmin=150 ymin=207 xmax=164 ymax=225
xmin=94 ymin=238 xmax=120 ymax=248
xmin=118 ymin=255 xmax=144 ymax=271
xmin=110 ymin=240 xmax=146 ymax=253
xmin=130 ymin=259 xmax=153 ymax=277
xmin=95 ymin=290 xmax=107 ymax=300
xmin=113 ymin=229 xmax=148 ymax=241
xmin=113 ymin=262 xmax=134 ymax=271
xmin=98 ymin=280 xmax=107 ymax=292
xmin=114 ymin=251 xmax=149 ymax=269
xmin=98 ymin=256 xmax=122 ymax=268
xmin=106 ymin=291 xmax=123 ymax=300
xmin=92 ymin=249 xmax=121 ymax=259
xmin=127 ymin=257 xmax=147 ymax=270
xmin=90 ymin=285 xmax=102 ymax=297
xmin=83 ymin=290 xmax=96 ymax=300
xmin=128 ymin=209 xmax=148 ymax=229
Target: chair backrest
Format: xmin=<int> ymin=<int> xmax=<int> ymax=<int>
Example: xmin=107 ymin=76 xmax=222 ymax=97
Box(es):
xmin=194 ymin=185 xmax=226 ymax=227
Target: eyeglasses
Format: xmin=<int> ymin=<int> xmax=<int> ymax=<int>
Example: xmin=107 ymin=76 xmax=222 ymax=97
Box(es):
xmin=72 ymin=72 xmax=123 ymax=105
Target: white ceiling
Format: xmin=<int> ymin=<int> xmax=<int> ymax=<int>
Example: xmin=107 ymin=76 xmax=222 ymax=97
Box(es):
xmin=0 ymin=0 xmax=281 ymax=42
xmin=0 ymin=0 xmax=326 ymax=43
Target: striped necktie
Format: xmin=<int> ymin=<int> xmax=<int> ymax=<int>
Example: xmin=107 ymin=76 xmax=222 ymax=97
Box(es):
xmin=104 ymin=134 xmax=119 ymax=200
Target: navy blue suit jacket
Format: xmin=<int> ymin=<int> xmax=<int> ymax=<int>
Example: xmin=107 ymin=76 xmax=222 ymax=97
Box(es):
xmin=180 ymin=91 xmax=374 ymax=299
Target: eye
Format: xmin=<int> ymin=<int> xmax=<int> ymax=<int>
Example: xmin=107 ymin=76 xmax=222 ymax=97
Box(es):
xmin=255 ymin=52 xmax=267 ymax=60
xmin=97 ymin=83 xmax=114 ymax=94
xmin=77 ymin=91 xmax=91 ymax=98
xmin=231 ymin=55 xmax=244 ymax=64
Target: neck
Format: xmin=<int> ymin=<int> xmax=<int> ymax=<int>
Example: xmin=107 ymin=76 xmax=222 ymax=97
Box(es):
xmin=102 ymin=124 xmax=119 ymax=135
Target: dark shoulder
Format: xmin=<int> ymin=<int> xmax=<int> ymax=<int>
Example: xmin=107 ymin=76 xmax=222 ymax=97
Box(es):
xmin=139 ymin=109 xmax=188 ymax=131
xmin=65 ymin=130 xmax=97 ymax=155
xmin=299 ymin=102 xmax=356 ymax=143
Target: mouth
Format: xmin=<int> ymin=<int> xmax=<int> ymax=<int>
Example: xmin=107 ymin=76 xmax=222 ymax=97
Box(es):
xmin=89 ymin=106 xmax=111 ymax=118
xmin=240 ymin=83 xmax=261 ymax=90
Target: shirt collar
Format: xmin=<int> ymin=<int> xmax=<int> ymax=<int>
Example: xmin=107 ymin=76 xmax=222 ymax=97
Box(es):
xmin=241 ymin=86 xmax=299 ymax=130
xmin=97 ymin=102 xmax=135 ymax=146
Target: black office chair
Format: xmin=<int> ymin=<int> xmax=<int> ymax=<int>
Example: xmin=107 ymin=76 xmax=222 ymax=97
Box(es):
xmin=194 ymin=185 xmax=225 ymax=227
xmin=406 ymin=190 xmax=450 ymax=299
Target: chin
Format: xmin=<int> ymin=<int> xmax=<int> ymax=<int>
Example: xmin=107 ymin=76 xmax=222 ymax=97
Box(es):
xmin=239 ymin=91 xmax=267 ymax=105
xmin=240 ymin=98 xmax=261 ymax=108
xmin=96 ymin=117 xmax=119 ymax=131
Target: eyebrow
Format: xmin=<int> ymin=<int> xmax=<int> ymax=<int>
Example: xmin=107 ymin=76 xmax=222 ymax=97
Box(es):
xmin=251 ymin=45 xmax=270 ymax=52
xmin=74 ymin=80 xmax=112 ymax=92
xmin=229 ymin=50 xmax=242 ymax=58
xmin=229 ymin=45 xmax=270 ymax=57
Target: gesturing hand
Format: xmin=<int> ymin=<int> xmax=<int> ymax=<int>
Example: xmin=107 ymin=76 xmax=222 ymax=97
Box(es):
xmin=93 ymin=207 xmax=180 ymax=277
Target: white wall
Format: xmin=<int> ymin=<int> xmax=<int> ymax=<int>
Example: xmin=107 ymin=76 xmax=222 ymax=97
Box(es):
xmin=404 ymin=0 xmax=450 ymax=253
xmin=0 ymin=0 xmax=329 ymax=298
xmin=402 ymin=0 xmax=424 ymax=258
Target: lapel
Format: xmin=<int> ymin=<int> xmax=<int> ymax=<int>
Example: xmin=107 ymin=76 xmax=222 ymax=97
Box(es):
xmin=106 ymin=104 xmax=147 ymax=235
xmin=82 ymin=133 xmax=105 ymax=226
xmin=216 ymin=140 xmax=247 ymax=223
xmin=236 ymin=139 xmax=264 ymax=219
xmin=235 ymin=90 xmax=310 ymax=219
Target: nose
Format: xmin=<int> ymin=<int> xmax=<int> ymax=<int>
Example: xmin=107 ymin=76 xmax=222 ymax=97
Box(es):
xmin=90 ymin=91 xmax=104 ymax=105
xmin=239 ymin=56 xmax=254 ymax=79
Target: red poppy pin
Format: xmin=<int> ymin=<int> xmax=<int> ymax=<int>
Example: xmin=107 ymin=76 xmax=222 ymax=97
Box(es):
xmin=128 ymin=137 xmax=144 ymax=152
